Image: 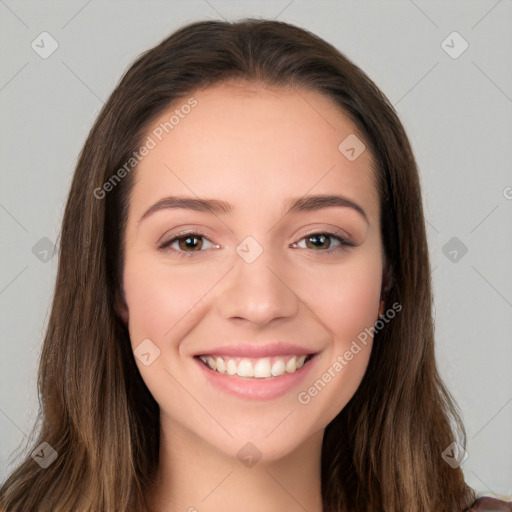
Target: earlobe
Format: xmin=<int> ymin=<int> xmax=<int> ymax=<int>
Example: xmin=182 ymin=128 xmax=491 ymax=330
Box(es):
xmin=114 ymin=291 xmax=129 ymax=324
xmin=379 ymin=262 xmax=394 ymax=317
xmin=378 ymin=299 xmax=385 ymax=317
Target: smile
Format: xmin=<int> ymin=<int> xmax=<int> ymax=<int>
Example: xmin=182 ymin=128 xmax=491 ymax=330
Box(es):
xmin=193 ymin=352 xmax=319 ymax=400
xmin=197 ymin=354 xmax=314 ymax=379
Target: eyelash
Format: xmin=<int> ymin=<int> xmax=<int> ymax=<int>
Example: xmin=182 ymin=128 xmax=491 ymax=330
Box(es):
xmin=158 ymin=230 xmax=354 ymax=258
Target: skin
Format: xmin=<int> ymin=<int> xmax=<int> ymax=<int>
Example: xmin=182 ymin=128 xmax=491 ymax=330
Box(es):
xmin=117 ymin=81 xmax=385 ymax=512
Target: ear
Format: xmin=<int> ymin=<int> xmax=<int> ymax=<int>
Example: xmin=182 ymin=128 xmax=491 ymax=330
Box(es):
xmin=379 ymin=262 xmax=394 ymax=316
xmin=378 ymin=299 xmax=385 ymax=317
xmin=114 ymin=288 xmax=129 ymax=324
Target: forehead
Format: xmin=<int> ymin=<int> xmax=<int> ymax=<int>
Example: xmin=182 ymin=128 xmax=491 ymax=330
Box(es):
xmin=130 ymin=81 xmax=380 ymax=224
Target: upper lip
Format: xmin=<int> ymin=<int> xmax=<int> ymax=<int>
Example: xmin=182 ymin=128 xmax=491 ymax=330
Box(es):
xmin=194 ymin=342 xmax=318 ymax=358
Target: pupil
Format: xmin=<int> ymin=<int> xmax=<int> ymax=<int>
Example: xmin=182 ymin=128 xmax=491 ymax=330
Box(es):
xmin=181 ymin=236 xmax=201 ymax=251
xmin=309 ymin=234 xmax=328 ymax=250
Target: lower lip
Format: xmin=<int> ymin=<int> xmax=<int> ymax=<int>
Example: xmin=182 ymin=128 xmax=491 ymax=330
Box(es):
xmin=194 ymin=355 xmax=318 ymax=400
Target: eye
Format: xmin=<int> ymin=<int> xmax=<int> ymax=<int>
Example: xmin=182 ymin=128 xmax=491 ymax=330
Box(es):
xmin=158 ymin=230 xmax=354 ymax=258
xmin=158 ymin=231 xmax=219 ymax=257
xmin=291 ymin=232 xmax=354 ymax=255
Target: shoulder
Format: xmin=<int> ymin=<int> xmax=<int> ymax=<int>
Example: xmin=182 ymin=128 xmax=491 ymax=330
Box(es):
xmin=468 ymin=496 xmax=512 ymax=511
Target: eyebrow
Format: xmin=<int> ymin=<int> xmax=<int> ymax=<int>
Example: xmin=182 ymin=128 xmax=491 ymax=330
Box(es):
xmin=138 ymin=193 xmax=369 ymax=224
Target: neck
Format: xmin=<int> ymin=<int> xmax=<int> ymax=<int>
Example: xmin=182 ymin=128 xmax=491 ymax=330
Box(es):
xmin=144 ymin=414 xmax=324 ymax=512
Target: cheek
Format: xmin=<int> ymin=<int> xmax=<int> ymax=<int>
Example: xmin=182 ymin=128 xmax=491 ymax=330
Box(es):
xmin=296 ymin=253 xmax=383 ymax=342
xmin=122 ymin=255 xmax=214 ymax=413
xmin=122 ymin=254 xmax=206 ymax=347
xmin=290 ymin=250 xmax=382 ymax=420
xmin=295 ymin=267 xmax=381 ymax=427
xmin=334 ymin=267 xmax=382 ymax=338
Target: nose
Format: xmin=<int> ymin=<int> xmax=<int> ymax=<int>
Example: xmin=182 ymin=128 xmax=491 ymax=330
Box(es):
xmin=216 ymin=242 xmax=299 ymax=326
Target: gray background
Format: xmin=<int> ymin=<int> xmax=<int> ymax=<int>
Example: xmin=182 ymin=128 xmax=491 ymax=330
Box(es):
xmin=1 ymin=0 xmax=511 ymax=499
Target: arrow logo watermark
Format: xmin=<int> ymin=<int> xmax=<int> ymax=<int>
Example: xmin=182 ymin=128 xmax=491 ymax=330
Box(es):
xmin=441 ymin=442 xmax=468 ymax=468
xmin=338 ymin=133 xmax=366 ymax=161
xmin=442 ymin=236 xmax=468 ymax=263
xmin=31 ymin=441 xmax=58 ymax=469
xmin=31 ymin=31 xmax=59 ymax=59
xmin=236 ymin=236 xmax=263 ymax=264
xmin=237 ymin=442 xmax=262 ymax=468
xmin=133 ymin=338 xmax=161 ymax=366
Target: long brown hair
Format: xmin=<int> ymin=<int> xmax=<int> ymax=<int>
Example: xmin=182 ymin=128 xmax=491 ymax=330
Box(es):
xmin=0 ymin=18 xmax=476 ymax=512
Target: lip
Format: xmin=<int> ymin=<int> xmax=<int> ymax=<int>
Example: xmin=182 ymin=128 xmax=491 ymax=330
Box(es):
xmin=194 ymin=352 xmax=319 ymax=400
xmin=194 ymin=342 xmax=317 ymax=358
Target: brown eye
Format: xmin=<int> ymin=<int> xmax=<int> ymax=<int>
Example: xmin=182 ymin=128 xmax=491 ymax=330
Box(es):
xmin=305 ymin=234 xmax=332 ymax=250
xmin=177 ymin=234 xmax=203 ymax=252
xmin=159 ymin=231 xmax=219 ymax=257
xmin=293 ymin=232 xmax=354 ymax=254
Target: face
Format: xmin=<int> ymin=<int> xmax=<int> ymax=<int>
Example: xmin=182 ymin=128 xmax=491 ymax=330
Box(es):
xmin=118 ymin=81 xmax=385 ymax=462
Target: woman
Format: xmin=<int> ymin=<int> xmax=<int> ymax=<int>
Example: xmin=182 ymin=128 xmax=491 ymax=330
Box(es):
xmin=1 ymin=18 xmax=510 ymax=512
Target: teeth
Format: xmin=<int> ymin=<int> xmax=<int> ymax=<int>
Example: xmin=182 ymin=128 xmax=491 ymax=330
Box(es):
xmin=226 ymin=359 xmax=237 ymax=376
xmin=199 ymin=354 xmax=309 ymax=379
xmin=254 ymin=358 xmax=271 ymax=378
xmin=237 ymin=359 xmax=254 ymax=378
xmin=271 ymin=359 xmax=285 ymax=376
xmin=285 ymin=355 xmax=297 ymax=373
